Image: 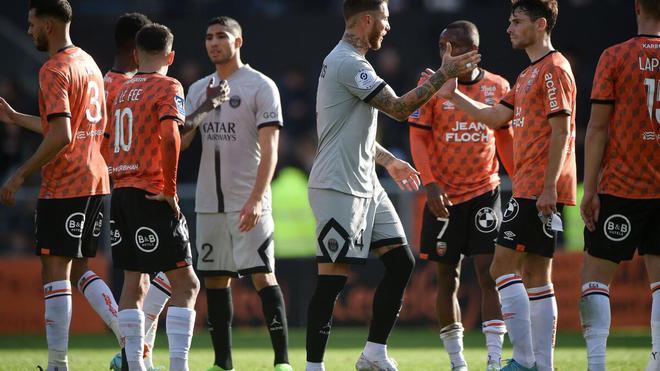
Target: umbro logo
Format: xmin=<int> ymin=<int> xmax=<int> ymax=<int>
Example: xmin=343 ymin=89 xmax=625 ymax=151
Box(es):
xmin=503 ymin=231 xmax=516 ymax=240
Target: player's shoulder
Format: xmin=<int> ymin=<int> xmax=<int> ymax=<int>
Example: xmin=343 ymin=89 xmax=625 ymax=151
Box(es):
xmin=155 ymin=74 xmax=184 ymax=93
xmin=480 ymin=69 xmax=509 ymax=87
xmin=543 ymin=51 xmax=575 ymax=77
xmin=188 ymin=72 xmax=215 ymax=95
xmin=242 ymin=65 xmax=279 ymax=91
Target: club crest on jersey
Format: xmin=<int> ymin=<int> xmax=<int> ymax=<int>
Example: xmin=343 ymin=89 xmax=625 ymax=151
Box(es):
xmin=603 ymin=214 xmax=631 ymax=242
xmin=355 ymin=68 xmax=378 ymax=90
xmin=475 ymin=207 xmax=498 ymax=233
xmin=65 ymin=212 xmax=86 ymax=238
xmin=436 ymin=241 xmax=447 ymax=256
xmin=174 ymin=95 xmax=185 ymax=116
xmin=229 ymin=95 xmax=241 ymax=108
xmin=503 ymin=198 xmax=519 ymax=222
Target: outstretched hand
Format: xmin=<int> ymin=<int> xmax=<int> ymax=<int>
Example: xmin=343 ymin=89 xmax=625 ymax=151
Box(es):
xmin=386 ymin=159 xmax=421 ymax=192
xmin=0 ymin=97 xmax=18 ymax=125
xmin=205 ymin=77 xmax=230 ymax=109
xmin=439 ymin=43 xmax=481 ymax=79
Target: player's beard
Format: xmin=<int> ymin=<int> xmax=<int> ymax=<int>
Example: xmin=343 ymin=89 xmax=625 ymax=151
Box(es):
xmin=368 ymin=26 xmax=383 ymax=50
xmin=34 ymin=32 xmax=48 ymax=52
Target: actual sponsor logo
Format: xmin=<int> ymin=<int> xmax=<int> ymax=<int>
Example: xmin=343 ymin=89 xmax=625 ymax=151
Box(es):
xmin=229 ymin=95 xmax=241 ymax=108
xmin=603 ymin=214 xmax=631 ymax=242
xmin=544 ymin=72 xmax=559 ymax=111
xmin=92 ymin=212 xmax=103 ymax=238
xmin=135 ymin=227 xmax=159 ymax=253
xmin=110 ymin=220 xmax=122 ymax=246
xmin=355 ymin=68 xmax=378 ymax=90
xmin=65 ymin=212 xmax=85 ymax=238
xmin=475 ymin=207 xmax=499 ymax=233
xmin=503 ymin=198 xmax=519 ymax=222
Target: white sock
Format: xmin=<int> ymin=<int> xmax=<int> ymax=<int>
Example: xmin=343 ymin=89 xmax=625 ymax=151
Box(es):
xmin=143 ymin=272 xmax=171 ymax=368
xmin=482 ymin=319 xmax=506 ymax=365
xmin=579 ymin=282 xmax=610 ymax=371
xmin=44 ymin=280 xmax=72 ymax=370
xmin=166 ymin=306 xmax=196 ymax=371
xmin=528 ymin=284 xmax=557 ymax=371
xmin=306 ymin=362 xmax=324 ymax=370
xmin=363 ymin=341 xmax=387 ymax=359
xmin=440 ymin=323 xmax=466 ymax=368
xmin=496 ymin=274 xmax=535 ymax=368
xmin=77 ymin=270 xmax=121 ymax=344
xmin=118 ymin=309 xmax=146 ymax=371
xmin=651 ymin=281 xmax=660 ymax=361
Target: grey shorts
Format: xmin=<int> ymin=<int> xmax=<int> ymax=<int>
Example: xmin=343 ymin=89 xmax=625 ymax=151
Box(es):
xmin=309 ymin=185 xmax=407 ymax=265
xmin=195 ymin=212 xmax=275 ymax=277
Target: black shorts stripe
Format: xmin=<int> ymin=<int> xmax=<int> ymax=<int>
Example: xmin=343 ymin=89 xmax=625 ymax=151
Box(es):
xmin=529 ymin=294 xmax=555 ymax=301
xmin=214 ymin=148 xmax=225 ymax=213
xmin=197 ymin=270 xmax=240 ymax=278
xmin=371 ymin=237 xmax=406 ymax=250
xmin=238 ymin=266 xmax=272 ymax=275
xmin=363 ymin=82 xmax=387 ymax=103
xmin=497 ymin=280 xmax=523 ymax=291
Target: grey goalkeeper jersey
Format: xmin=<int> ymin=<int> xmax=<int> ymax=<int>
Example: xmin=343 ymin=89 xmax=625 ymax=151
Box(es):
xmin=308 ymin=40 xmax=387 ymax=198
xmin=186 ymin=65 xmax=283 ymax=213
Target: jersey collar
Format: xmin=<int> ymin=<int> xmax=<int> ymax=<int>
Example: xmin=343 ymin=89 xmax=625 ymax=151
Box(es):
xmin=530 ymin=50 xmax=557 ymax=66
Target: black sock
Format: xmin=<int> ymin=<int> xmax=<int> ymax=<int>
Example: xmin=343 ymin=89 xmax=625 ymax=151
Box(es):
xmin=207 ymin=287 xmax=233 ymax=369
xmin=367 ymin=246 xmax=415 ymax=344
xmin=306 ymin=275 xmax=347 ymax=362
xmin=258 ymin=285 xmax=289 ymax=365
xmin=121 ymin=348 xmax=128 ymax=371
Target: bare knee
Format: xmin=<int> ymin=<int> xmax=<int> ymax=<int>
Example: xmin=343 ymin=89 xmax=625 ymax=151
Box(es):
xmin=167 ymin=267 xmax=200 ymax=308
xmin=41 ymin=256 xmax=72 ymax=284
xmin=205 ymin=276 xmax=232 ymax=289
xmin=521 ymin=255 xmax=552 ymax=287
xmin=436 ymin=262 xmax=460 ymax=295
xmin=70 ymin=258 xmax=90 ymax=284
xmin=474 ymin=255 xmax=496 ymax=290
xmin=489 ymin=246 xmax=521 ymax=280
xmin=252 ymin=272 xmax=278 ymax=291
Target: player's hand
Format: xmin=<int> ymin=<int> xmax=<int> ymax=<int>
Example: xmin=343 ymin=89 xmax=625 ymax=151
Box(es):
xmin=0 ymin=172 xmax=25 ymax=206
xmin=145 ymin=192 xmax=181 ymax=218
xmin=437 ymin=78 xmax=458 ymax=100
xmin=386 ymin=159 xmax=421 ymax=192
xmin=419 ymin=68 xmax=435 ymax=83
xmin=580 ymin=191 xmax=600 ymax=232
xmin=205 ymin=77 xmax=230 ymax=109
xmin=239 ymin=195 xmax=262 ymax=232
xmin=425 ymin=182 xmax=452 ymax=218
xmin=536 ymin=186 xmax=558 ymax=217
xmin=0 ymin=97 xmax=18 ymax=125
xmin=438 ymin=43 xmax=481 ymax=79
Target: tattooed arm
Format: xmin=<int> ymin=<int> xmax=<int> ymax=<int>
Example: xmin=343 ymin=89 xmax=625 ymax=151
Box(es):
xmin=368 ymin=44 xmax=481 ymax=121
xmin=375 ymin=142 xmax=421 ymax=191
xmin=375 ymin=142 xmax=396 ymax=167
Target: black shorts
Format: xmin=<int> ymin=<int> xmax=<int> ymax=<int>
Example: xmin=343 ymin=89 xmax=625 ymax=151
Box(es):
xmin=420 ymin=188 xmax=501 ymax=265
xmin=496 ymin=197 xmax=565 ymax=258
xmin=111 ymin=187 xmax=192 ymax=273
xmin=584 ymin=194 xmax=660 ymax=263
xmin=35 ymin=195 xmax=105 ymax=258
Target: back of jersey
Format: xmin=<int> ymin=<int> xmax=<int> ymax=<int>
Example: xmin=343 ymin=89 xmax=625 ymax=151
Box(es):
xmin=38 ymin=46 xmax=109 ymax=199
xmin=101 ymin=70 xmax=132 ymax=166
xmin=109 ymin=72 xmax=185 ymax=194
xmin=592 ymin=35 xmax=660 ymax=198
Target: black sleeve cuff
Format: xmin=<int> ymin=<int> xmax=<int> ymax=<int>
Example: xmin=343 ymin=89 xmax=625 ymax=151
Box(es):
xmin=47 ymin=112 xmax=71 ymax=121
xmin=363 ymin=82 xmax=387 ymax=103
xmin=257 ymin=121 xmax=283 ymax=129
xmin=590 ymin=99 xmax=614 ymax=105
xmin=500 ymin=100 xmax=514 ymax=110
xmin=547 ymin=109 xmax=572 ymax=119
xmin=160 ymin=115 xmax=184 ymax=124
xmin=408 ymin=122 xmax=432 ymax=131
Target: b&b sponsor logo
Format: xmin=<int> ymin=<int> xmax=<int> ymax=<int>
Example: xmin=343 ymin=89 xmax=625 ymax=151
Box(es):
xmin=92 ymin=212 xmax=103 ymax=238
xmin=603 ymin=214 xmax=631 ymax=242
xmin=110 ymin=220 xmax=122 ymax=247
xmin=135 ymin=227 xmax=159 ymax=252
xmin=65 ymin=212 xmax=85 ymax=238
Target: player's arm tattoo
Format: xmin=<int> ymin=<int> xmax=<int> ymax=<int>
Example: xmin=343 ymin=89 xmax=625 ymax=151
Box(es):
xmin=369 ymin=71 xmax=449 ymax=122
xmin=374 ymin=142 xmax=396 ymax=167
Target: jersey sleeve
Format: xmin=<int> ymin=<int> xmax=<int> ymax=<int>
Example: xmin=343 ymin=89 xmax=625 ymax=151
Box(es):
xmin=337 ymin=57 xmax=386 ymax=102
xmin=543 ymin=64 xmax=575 ymax=118
xmin=158 ymin=80 xmax=186 ymax=124
xmin=499 ymin=83 xmax=515 ymax=110
xmin=40 ymin=66 xmax=71 ymax=121
xmin=408 ymin=76 xmax=434 ymax=129
xmin=590 ymin=48 xmax=615 ymax=104
xmin=255 ymin=78 xmax=283 ymax=128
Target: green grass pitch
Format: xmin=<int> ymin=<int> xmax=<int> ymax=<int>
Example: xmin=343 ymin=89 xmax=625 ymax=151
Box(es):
xmin=0 ymin=328 xmax=650 ymax=370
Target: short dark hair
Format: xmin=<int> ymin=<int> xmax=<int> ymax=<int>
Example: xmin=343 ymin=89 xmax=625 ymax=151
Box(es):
xmin=29 ymin=0 xmax=72 ymax=23
xmin=639 ymin=0 xmax=660 ymax=19
xmin=512 ymin=0 xmax=558 ymax=35
xmin=342 ymin=0 xmax=388 ymax=21
xmin=443 ymin=20 xmax=480 ymax=48
xmin=208 ymin=16 xmax=242 ymax=36
xmin=115 ymin=13 xmax=151 ymax=52
xmin=136 ymin=23 xmax=174 ymax=54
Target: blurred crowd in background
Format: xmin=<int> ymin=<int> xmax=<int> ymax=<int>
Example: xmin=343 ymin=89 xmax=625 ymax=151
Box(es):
xmin=0 ymin=0 xmax=634 ymax=255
